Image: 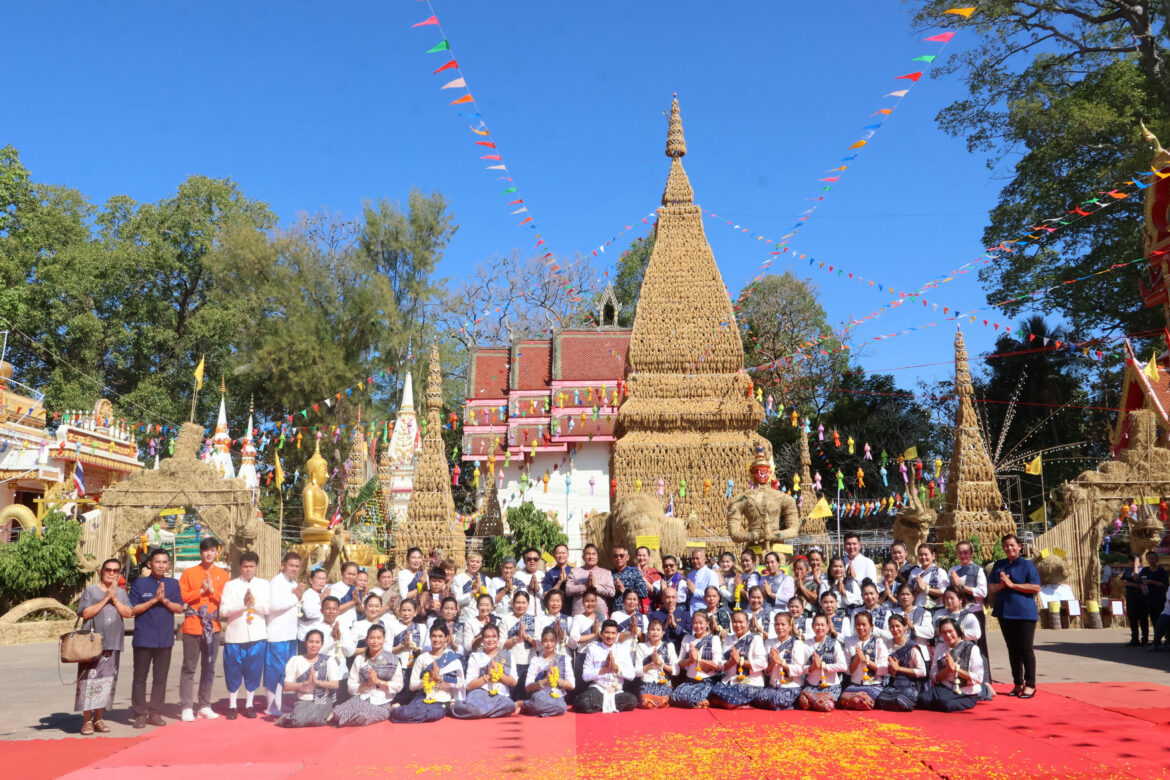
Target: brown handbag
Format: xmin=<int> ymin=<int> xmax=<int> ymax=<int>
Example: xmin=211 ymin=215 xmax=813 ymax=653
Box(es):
xmin=60 ymin=615 xmax=103 ymax=663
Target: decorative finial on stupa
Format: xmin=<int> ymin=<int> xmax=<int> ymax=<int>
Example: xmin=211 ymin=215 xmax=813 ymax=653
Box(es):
xmin=954 ymin=329 xmax=972 ymax=399
xmin=666 ymin=93 xmax=687 ymax=158
xmin=220 ymin=375 xmax=226 ymax=394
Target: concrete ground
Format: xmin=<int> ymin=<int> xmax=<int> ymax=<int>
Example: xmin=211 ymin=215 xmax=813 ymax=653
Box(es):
xmin=3 ymin=624 xmax=1168 ymax=741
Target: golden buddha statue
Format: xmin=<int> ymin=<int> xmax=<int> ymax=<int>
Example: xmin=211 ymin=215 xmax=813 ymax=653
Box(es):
xmin=301 ymin=440 xmax=332 ymax=544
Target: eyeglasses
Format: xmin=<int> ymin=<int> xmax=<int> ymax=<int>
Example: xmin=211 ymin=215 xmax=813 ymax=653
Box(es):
xmin=102 ymin=567 xmax=121 ymax=574
xmin=524 ymin=557 xmax=539 ymax=562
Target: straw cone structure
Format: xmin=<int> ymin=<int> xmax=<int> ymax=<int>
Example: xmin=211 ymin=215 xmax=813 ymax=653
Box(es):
xmin=401 ymin=343 xmax=464 ymax=566
xmin=796 ymin=430 xmax=828 ymax=540
xmin=476 ymin=477 xmax=504 ymax=538
xmin=613 ymin=95 xmax=768 ymax=531
xmin=936 ymin=330 xmax=1015 ymax=558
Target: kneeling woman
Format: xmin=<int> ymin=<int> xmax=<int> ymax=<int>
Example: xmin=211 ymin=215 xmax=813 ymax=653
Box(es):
xmin=450 ymin=625 xmax=517 ymax=719
xmin=389 ymin=622 xmax=465 ymax=723
xmin=838 ymin=611 xmax=889 ymax=711
xmin=918 ymin=617 xmax=984 ymax=713
xmin=277 ymin=629 xmax=345 ymax=728
xmin=875 ymin=613 xmax=927 ymax=712
xmin=753 ymin=612 xmax=808 ymax=710
xmin=709 ymin=611 xmax=766 ymax=709
xmin=331 ymin=625 xmax=404 ymax=726
xmin=521 ymin=627 xmax=575 ymax=717
xmin=669 ymin=611 xmax=723 ymax=708
xmin=796 ymin=614 xmax=848 ymax=712
xmin=575 ymin=620 xmax=638 ymax=714
xmin=633 ymin=618 xmax=678 ymax=709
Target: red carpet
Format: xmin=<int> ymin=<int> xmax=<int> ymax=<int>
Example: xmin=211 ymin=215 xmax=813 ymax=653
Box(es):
xmin=1042 ymin=681 xmax=1168 ymax=708
xmin=1105 ymin=707 xmax=1170 ymax=725
xmin=0 ymin=736 xmax=145 ymax=780
xmin=5 ymin=684 xmax=1168 ymax=779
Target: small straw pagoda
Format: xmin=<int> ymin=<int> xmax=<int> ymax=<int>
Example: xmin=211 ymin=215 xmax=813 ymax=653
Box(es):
xmin=400 ymin=343 xmax=464 ymax=566
xmin=796 ymin=427 xmax=828 ymax=540
xmin=613 ymin=95 xmax=768 ymax=531
xmin=936 ymin=330 xmax=1016 ymax=558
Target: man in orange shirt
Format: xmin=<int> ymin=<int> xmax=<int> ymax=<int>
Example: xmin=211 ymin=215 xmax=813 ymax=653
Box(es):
xmin=179 ymin=537 xmax=230 ymax=721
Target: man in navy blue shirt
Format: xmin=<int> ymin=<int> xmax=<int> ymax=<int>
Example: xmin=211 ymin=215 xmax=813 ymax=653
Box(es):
xmin=649 ymin=586 xmax=691 ymax=652
xmin=989 ymin=534 xmax=1041 ymax=699
xmin=129 ymin=549 xmax=183 ymax=727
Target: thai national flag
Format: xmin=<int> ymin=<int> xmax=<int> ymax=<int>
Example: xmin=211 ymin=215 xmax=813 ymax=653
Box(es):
xmin=327 ymin=506 xmax=343 ymax=529
xmin=73 ymin=461 xmax=86 ymax=497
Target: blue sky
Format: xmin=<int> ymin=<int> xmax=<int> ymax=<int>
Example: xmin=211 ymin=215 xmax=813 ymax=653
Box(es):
xmin=3 ymin=0 xmax=1015 ymax=393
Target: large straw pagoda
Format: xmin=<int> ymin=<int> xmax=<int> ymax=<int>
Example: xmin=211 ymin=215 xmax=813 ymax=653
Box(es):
xmin=613 ymin=95 xmax=768 ymax=531
xmin=400 ymin=344 xmax=464 ymax=566
xmin=936 ymin=330 xmax=1015 ymax=558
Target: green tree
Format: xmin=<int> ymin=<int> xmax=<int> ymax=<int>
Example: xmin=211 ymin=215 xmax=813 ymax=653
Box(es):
xmin=908 ymin=1 xmax=1169 ymax=349
xmin=481 ymin=501 xmax=567 ymax=572
xmin=609 ymin=234 xmax=654 ymax=328
xmin=0 ymin=512 xmax=84 ymax=607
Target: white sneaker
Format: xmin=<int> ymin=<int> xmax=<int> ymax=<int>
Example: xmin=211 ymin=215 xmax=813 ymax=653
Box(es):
xmin=197 ymin=707 xmax=219 ymax=720
xmin=180 ymin=708 xmax=195 ymax=722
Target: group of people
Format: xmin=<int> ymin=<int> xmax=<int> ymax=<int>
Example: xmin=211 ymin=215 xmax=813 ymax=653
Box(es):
xmin=1121 ymin=551 xmax=1170 ymax=649
xmin=72 ymin=531 xmax=1042 ymax=733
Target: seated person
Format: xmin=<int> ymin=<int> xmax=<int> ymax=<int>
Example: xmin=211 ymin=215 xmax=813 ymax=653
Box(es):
xmin=521 ymin=627 xmax=575 ymax=717
xmin=450 ymin=624 xmax=516 ymax=719
xmin=330 ymin=625 xmax=403 ymax=727
xmin=633 ymin=618 xmax=679 ymax=709
xmin=389 ymin=622 xmax=465 ymax=723
xmin=753 ymin=612 xmax=808 ymax=710
xmin=275 ymin=629 xmax=344 ymax=728
xmin=796 ymin=614 xmax=847 ymax=712
xmin=917 ymin=617 xmax=984 ymax=713
xmin=669 ymin=611 xmax=722 ymax=709
xmin=574 ymin=620 xmax=637 ymax=714
xmin=837 ymin=611 xmax=889 ymax=711
xmin=708 ymin=611 xmax=767 ymax=709
xmin=875 ymin=613 xmax=928 ymax=712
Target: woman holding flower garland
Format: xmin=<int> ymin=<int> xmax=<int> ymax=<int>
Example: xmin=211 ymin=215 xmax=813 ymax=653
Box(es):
xmin=276 ymin=629 xmax=345 ymax=728
xmin=331 ymin=625 xmax=403 ymax=727
xmin=918 ymin=617 xmax=984 ymax=713
xmin=753 ymin=612 xmax=808 ymax=710
xmin=875 ymin=614 xmax=928 ymax=712
xmin=450 ymin=624 xmax=517 ymax=719
xmin=837 ymin=611 xmax=889 ymax=711
xmin=389 ymin=622 xmax=464 ymax=723
xmin=708 ymin=611 xmax=767 ymax=709
xmin=670 ymin=611 xmax=723 ymax=708
xmin=796 ymin=614 xmax=848 ymax=712
xmin=633 ymin=618 xmax=678 ymax=709
xmin=521 ymin=627 xmax=574 ymax=717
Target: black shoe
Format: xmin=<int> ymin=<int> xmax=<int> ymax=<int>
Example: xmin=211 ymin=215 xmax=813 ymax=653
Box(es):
xmin=146 ymin=713 xmax=166 ymax=727
xmin=1019 ymin=687 xmax=1037 ymax=699
xmin=1127 ymin=639 xmax=1141 ymax=646
xmin=1141 ymin=639 xmax=1150 ymax=645
xmin=132 ymin=716 xmax=147 ymax=729
xmin=225 ymin=709 xmax=238 ymax=720
xmin=1007 ymin=686 xmax=1022 ymax=697
xmin=1149 ymin=645 xmax=1162 ymax=652
xmin=242 ymin=707 xmax=257 ymax=719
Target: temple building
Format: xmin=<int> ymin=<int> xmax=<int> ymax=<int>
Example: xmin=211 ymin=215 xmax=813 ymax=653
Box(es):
xmin=380 ymin=370 xmax=423 ymax=530
xmin=612 ymin=95 xmax=768 ymax=533
xmin=461 ymin=286 xmax=630 ymax=547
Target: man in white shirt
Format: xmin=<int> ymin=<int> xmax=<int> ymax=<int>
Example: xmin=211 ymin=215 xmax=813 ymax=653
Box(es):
xmin=298 ymin=567 xmax=329 ymax=645
xmin=843 ymin=533 xmax=878 ymax=586
xmin=220 ymin=551 xmax=269 ymax=719
xmin=516 ymin=548 xmax=545 ymax=616
xmin=264 ymin=552 xmax=304 ymax=716
xmin=575 ymin=620 xmax=637 ymax=713
xmin=686 ymin=549 xmax=718 ymax=615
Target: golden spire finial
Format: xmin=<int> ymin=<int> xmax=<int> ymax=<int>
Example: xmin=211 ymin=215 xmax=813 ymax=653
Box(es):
xmin=220 ymin=375 xmax=226 ymax=394
xmin=666 ymin=93 xmax=687 ymax=159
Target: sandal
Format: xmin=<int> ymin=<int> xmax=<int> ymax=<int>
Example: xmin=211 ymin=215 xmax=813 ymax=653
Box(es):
xmin=93 ymin=719 xmax=111 ymax=733
xmin=80 ymin=721 xmax=95 ymax=736
xmin=1019 ymin=687 xmax=1036 ymax=699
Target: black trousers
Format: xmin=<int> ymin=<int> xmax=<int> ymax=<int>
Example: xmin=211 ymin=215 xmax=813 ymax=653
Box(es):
xmin=1126 ymin=595 xmax=1150 ymax=641
xmin=997 ymin=618 xmax=1036 ymax=688
xmin=574 ymin=687 xmax=637 ymax=714
xmin=132 ymin=645 xmax=173 ymax=717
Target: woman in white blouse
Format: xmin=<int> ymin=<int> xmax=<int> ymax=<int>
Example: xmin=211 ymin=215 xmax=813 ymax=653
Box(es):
xmin=796 ymin=614 xmax=848 ymax=712
xmin=633 ymin=618 xmax=678 ymax=709
xmin=330 ymin=624 xmax=403 ymax=727
xmin=708 ymin=611 xmax=767 ymax=708
xmin=521 ymin=627 xmax=575 ymax=717
xmin=838 ymin=611 xmax=889 ymax=710
xmin=389 ymin=622 xmax=465 ymax=723
xmin=669 ymin=611 xmax=723 ymax=708
xmin=275 ymin=629 xmax=345 ymax=728
xmin=450 ymin=624 xmax=517 ymax=719
xmin=875 ymin=613 xmax=928 ymax=712
xmin=918 ymin=617 xmax=984 ymax=713
xmin=753 ymin=612 xmax=808 ymax=710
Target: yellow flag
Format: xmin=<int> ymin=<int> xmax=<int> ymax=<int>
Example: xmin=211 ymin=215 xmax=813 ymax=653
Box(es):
xmin=810 ymin=497 xmax=833 ymax=519
xmin=1144 ymin=353 xmax=1160 ymax=382
xmin=903 ymin=445 xmax=918 ymax=461
xmin=1028 ymin=505 xmax=1046 ymax=524
xmin=274 ymin=454 xmax=284 ymax=489
xmin=193 ymin=355 xmax=205 ymax=391
xmin=1025 ymin=454 xmax=1042 ymax=475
